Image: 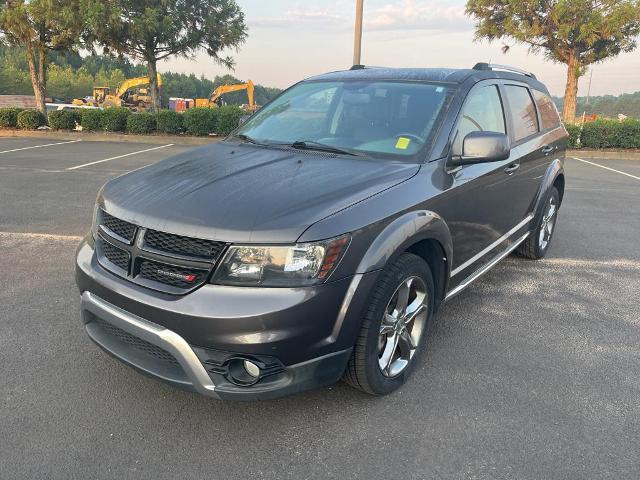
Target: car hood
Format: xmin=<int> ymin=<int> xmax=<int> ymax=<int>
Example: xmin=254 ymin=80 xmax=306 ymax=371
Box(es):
xmin=99 ymin=142 xmax=419 ymax=243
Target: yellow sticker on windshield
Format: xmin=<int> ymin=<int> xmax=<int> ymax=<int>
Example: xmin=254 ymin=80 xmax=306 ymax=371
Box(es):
xmin=395 ymin=137 xmax=411 ymax=150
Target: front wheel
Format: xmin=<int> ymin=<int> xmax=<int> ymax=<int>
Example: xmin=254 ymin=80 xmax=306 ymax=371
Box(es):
xmin=516 ymin=185 xmax=560 ymax=259
xmin=343 ymin=253 xmax=434 ymax=395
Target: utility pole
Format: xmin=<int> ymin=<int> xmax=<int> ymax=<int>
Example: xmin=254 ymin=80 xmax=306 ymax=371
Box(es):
xmin=353 ymin=0 xmax=364 ymax=66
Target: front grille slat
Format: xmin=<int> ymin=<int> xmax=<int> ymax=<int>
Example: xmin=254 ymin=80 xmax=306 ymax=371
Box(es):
xmin=100 ymin=209 xmax=137 ymax=243
xmin=99 ymin=238 xmax=130 ymax=272
xmin=97 ymin=210 xmax=224 ymax=293
xmin=144 ymin=229 xmax=226 ymax=260
xmin=138 ymin=259 xmax=208 ymax=289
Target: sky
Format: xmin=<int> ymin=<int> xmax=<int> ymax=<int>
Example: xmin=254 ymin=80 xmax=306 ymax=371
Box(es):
xmin=160 ymin=0 xmax=640 ymax=97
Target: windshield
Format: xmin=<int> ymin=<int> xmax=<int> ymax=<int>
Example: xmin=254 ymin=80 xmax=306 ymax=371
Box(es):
xmin=232 ymin=80 xmax=451 ymax=158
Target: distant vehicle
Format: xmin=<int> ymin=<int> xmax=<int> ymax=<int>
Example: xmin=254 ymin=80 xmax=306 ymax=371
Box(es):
xmin=72 ymin=74 xmax=162 ymax=111
xmin=45 ymin=103 xmax=101 ymax=113
xmin=76 ymin=63 xmax=568 ymax=400
xmin=195 ymin=80 xmax=258 ymax=112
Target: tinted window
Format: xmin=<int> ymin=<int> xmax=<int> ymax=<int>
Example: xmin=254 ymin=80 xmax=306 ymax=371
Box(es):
xmin=454 ymin=85 xmax=505 ymax=154
xmin=533 ymin=89 xmax=561 ymax=130
xmin=234 ymin=81 xmax=450 ymax=158
xmin=504 ymin=85 xmax=539 ymax=141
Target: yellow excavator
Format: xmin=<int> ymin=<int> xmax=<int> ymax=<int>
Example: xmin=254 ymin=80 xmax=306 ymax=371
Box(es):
xmin=72 ymin=74 xmax=163 ymax=111
xmin=195 ymin=80 xmax=257 ymax=112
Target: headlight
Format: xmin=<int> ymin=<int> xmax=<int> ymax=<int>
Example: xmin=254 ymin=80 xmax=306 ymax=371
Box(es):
xmin=212 ymin=235 xmax=350 ymax=287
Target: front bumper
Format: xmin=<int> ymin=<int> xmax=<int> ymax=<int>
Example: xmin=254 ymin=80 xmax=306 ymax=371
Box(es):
xmin=76 ymin=238 xmax=376 ymax=400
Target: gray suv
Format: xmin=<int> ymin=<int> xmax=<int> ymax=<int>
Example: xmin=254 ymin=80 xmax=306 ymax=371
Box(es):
xmin=76 ymin=63 xmax=568 ymax=400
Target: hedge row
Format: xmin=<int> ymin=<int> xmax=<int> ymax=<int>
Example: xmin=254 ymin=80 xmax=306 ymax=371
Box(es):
xmin=568 ymin=119 xmax=640 ymax=149
xmin=0 ymin=106 xmax=245 ymax=136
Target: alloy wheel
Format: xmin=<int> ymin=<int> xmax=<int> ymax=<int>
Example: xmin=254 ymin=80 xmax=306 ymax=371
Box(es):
xmin=377 ymin=276 xmax=428 ymax=377
xmin=538 ymin=196 xmax=557 ymax=250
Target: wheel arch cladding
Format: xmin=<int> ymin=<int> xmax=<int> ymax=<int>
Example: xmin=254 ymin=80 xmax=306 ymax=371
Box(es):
xmin=531 ymin=158 xmax=564 ymax=222
xmin=355 ymin=210 xmax=452 ymax=306
xmin=553 ymin=173 xmax=565 ymax=203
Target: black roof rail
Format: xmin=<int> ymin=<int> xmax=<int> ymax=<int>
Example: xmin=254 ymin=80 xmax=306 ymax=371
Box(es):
xmin=472 ymin=62 xmax=536 ymax=79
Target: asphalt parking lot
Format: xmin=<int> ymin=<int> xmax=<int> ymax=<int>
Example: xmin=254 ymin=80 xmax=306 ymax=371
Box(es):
xmin=1 ymin=137 xmax=638 ymax=479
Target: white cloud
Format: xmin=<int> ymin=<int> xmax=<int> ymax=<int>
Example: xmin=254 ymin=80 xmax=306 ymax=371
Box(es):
xmin=367 ymin=0 xmax=469 ymax=31
xmin=251 ymin=0 xmax=469 ymax=33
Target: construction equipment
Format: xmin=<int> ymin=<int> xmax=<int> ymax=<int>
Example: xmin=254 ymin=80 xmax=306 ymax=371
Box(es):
xmin=195 ymin=80 xmax=257 ymax=112
xmin=72 ymin=74 xmax=163 ymax=111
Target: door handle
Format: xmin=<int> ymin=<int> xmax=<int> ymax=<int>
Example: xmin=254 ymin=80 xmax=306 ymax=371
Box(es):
xmin=541 ymin=145 xmax=554 ymax=154
xmin=504 ymin=162 xmax=520 ymax=174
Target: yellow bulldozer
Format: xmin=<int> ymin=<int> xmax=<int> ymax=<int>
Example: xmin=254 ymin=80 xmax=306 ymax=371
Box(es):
xmin=195 ymin=80 xmax=257 ymax=112
xmin=73 ymin=74 xmax=163 ymax=111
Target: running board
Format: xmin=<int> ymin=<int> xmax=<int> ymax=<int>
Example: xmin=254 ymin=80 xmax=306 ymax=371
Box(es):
xmin=444 ymin=232 xmax=529 ymax=301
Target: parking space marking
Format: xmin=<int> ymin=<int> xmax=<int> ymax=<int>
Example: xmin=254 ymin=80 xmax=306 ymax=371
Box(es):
xmin=66 ymin=144 xmax=174 ymax=170
xmin=0 ymin=139 xmax=81 ymax=154
xmin=572 ymin=157 xmax=640 ymax=181
xmin=0 ymin=231 xmax=83 ymax=242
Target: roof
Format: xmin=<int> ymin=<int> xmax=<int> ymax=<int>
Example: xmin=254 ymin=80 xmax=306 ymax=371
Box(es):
xmin=306 ymin=66 xmax=549 ymax=92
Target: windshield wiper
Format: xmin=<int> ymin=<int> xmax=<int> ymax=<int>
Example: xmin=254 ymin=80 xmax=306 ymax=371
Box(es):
xmin=230 ymin=133 xmax=262 ymax=145
xmin=289 ymin=140 xmax=362 ymax=157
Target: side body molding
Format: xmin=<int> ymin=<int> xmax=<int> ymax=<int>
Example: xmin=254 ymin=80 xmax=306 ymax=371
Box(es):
xmin=355 ymin=210 xmax=453 ymax=275
xmin=529 ymin=157 xmax=564 ymax=227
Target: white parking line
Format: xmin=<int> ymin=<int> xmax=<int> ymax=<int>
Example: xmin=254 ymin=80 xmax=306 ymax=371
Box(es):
xmin=67 ymin=144 xmax=174 ymax=170
xmin=0 ymin=231 xmax=83 ymax=242
xmin=0 ymin=139 xmax=81 ymax=154
xmin=572 ymin=157 xmax=640 ymax=181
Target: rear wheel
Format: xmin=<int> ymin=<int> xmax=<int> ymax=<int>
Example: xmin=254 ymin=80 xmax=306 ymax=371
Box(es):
xmin=516 ymin=185 xmax=560 ymax=259
xmin=343 ymin=253 xmax=434 ymax=395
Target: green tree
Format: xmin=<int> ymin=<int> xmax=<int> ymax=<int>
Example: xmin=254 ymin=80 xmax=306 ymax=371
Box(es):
xmin=84 ymin=0 xmax=247 ymax=111
xmin=465 ymin=0 xmax=640 ymax=123
xmin=0 ymin=0 xmax=85 ymax=112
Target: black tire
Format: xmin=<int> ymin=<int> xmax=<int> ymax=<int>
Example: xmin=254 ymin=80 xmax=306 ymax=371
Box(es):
xmin=516 ymin=185 xmax=560 ymax=259
xmin=343 ymin=253 xmax=434 ymax=395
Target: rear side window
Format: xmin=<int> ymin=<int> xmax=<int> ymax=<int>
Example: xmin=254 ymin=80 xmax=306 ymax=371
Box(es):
xmin=504 ymin=85 xmax=539 ymax=141
xmin=532 ymin=89 xmax=561 ymax=130
xmin=453 ymin=85 xmax=505 ymax=154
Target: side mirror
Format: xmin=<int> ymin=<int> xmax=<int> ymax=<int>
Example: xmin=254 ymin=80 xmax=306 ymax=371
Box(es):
xmin=238 ymin=115 xmax=251 ymax=126
xmin=450 ymin=131 xmax=510 ymax=166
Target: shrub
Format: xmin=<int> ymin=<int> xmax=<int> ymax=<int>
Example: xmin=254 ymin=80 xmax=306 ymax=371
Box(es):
xmin=215 ymin=105 xmax=244 ymax=135
xmin=127 ymin=112 xmax=157 ymax=134
xmin=0 ymin=107 xmax=23 ymax=128
xmin=564 ymin=119 xmax=640 ymax=149
xmin=564 ymin=123 xmax=581 ymax=148
xmin=17 ymin=109 xmax=47 ymax=130
xmin=101 ymin=107 xmax=131 ymax=132
xmin=183 ymin=107 xmax=218 ymax=136
xmin=80 ymin=109 xmax=105 ymax=132
xmin=48 ymin=110 xmax=77 ymax=130
xmin=155 ymin=109 xmax=183 ymax=134
xmin=581 ymin=119 xmax=640 ymax=149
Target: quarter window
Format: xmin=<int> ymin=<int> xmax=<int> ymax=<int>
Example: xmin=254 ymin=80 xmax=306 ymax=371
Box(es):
xmin=532 ymin=89 xmax=561 ymax=130
xmin=453 ymin=85 xmax=505 ymax=154
xmin=504 ymin=85 xmax=539 ymax=141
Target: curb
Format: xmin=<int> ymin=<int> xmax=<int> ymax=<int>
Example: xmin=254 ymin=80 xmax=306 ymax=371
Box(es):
xmin=567 ymin=149 xmax=640 ymax=161
xmin=0 ymin=129 xmax=221 ymax=146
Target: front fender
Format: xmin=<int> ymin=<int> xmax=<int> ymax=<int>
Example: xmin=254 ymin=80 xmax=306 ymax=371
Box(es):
xmin=355 ymin=210 xmax=453 ymax=276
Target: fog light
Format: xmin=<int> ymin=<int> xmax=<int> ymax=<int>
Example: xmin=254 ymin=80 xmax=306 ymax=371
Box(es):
xmin=244 ymin=360 xmax=260 ymax=378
